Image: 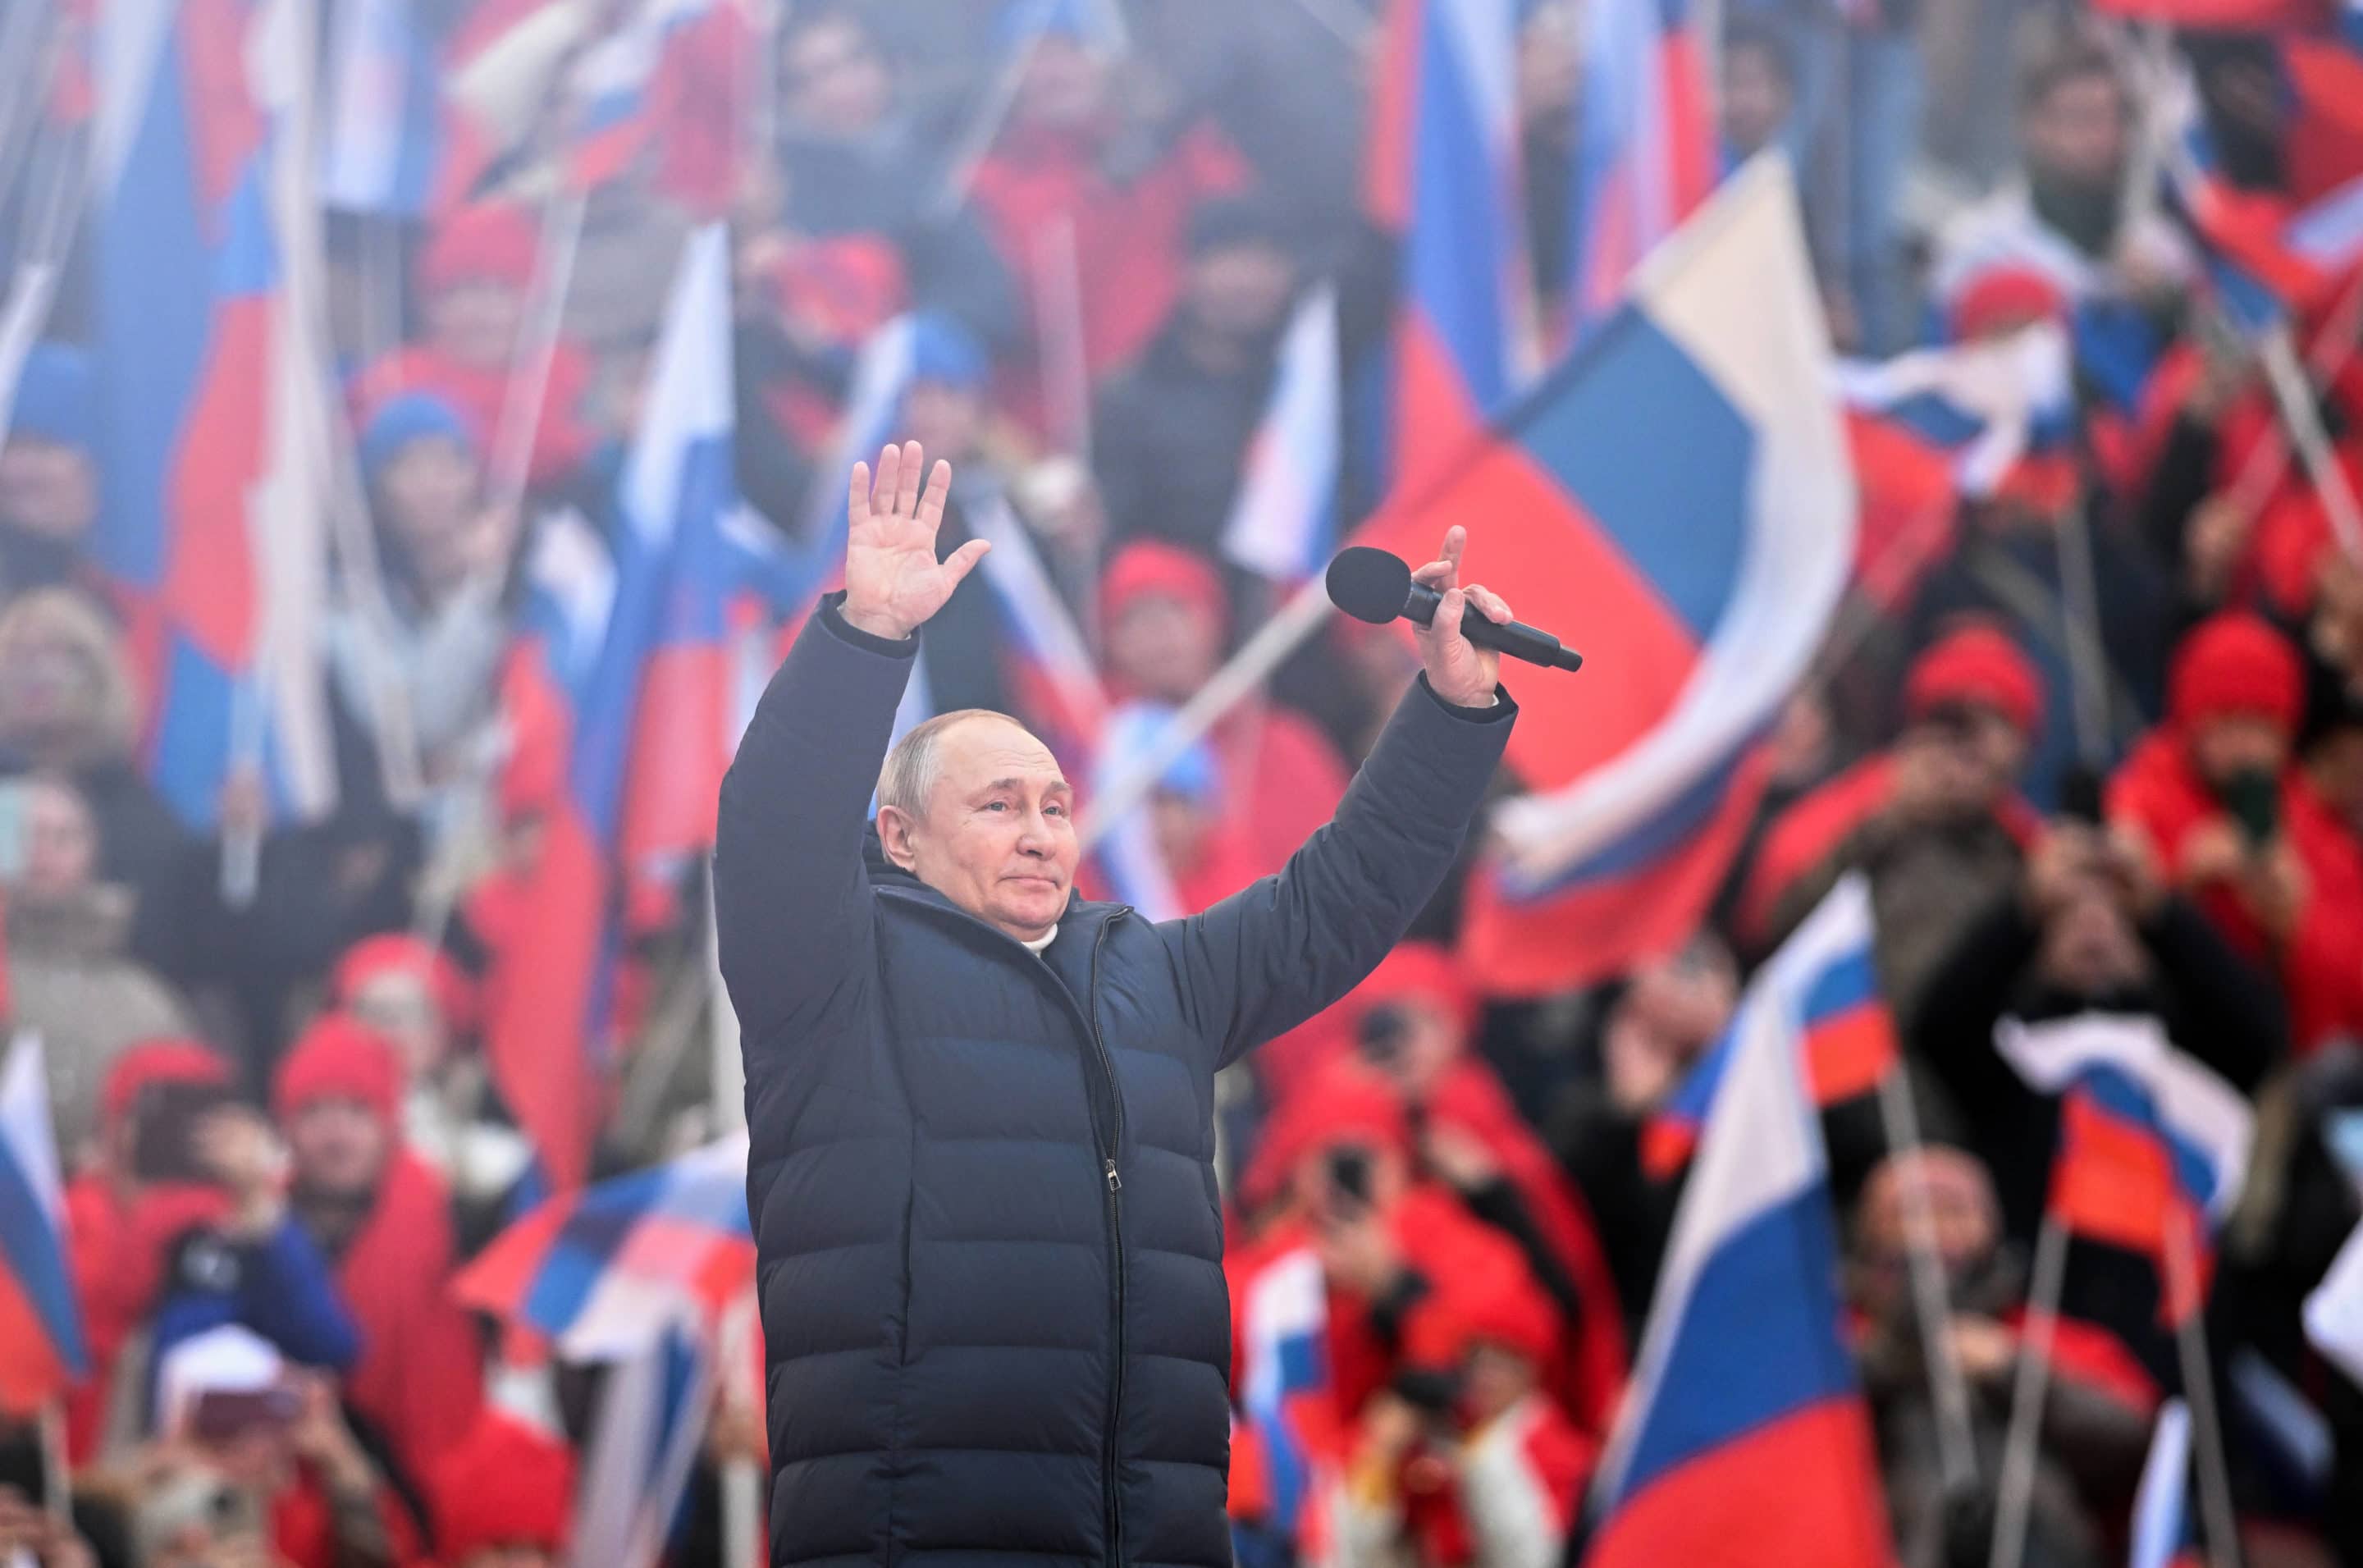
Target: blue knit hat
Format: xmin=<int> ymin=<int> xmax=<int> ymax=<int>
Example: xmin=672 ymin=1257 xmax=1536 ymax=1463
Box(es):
xmin=909 ymin=313 xmax=989 ymax=393
xmin=7 ymin=342 xmax=96 ymax=454
xmin=359 ymin=391 xmax=478 ymax=482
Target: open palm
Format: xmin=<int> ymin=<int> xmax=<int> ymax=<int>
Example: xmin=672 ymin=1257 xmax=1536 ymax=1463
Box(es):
xmin=842 ymin=441 xmax=989 ymax=641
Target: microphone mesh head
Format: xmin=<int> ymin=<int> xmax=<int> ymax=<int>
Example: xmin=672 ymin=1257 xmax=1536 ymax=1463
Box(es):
xmin=1325 ymin=547 xmax=1413 ymax=625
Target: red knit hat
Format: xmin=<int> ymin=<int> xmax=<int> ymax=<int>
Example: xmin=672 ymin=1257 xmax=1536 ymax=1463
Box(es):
xmin=1238 ymin=1060 xmax=1409 ymax=1210
xmin=421 ymin=204 xmax=539 ymax=295
xmin=102 ymin=1039 xmax=231 ymax=1131
xmin=2169 ymin=613 xmax=2304 ymax=734
xmin=1905 ymin=624 xmax=2045 ymax=736
xmin=272 ymin=1014 xmax=404 ymax=1127
xmin=332 ymin=934 xmax=479 ymax=1035
xmin=1099 ymin=541 xmax=1227 ymax=640
xmin=1345 ymin=943 xmax=1478 ymax=1041
xmin=1949 ymin=265 xmax=2068 ymax=343
xmin=430 ymin=1414 xmax=577 ymax=1563
xmin=1441 ymin=1271 xmax=1558 ymax=1365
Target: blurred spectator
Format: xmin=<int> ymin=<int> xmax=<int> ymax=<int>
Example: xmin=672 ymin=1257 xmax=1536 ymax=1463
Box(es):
xmin=0 ymin=343 xmax=102 ymax=610
xmin=0 ymin=588 xmax=200 ymax=980
xmin=1098 ymin=540 xmax=1350 ymax=877
xmin=62 ymin=1042 xmax=359 ymax=1463
xmin=1516 ymin=2 xmax=1584 ymax=335
xmin=1547 ymin=937 xmax=1739 ymax=1332
xmin=1094 ymin=196 xmax=1300 ymax=559
xmin=149 ymin=1330 xmax=414 ymax=1568
xmin=330 ymin=934 xmax=532 ymax=1252
xmin=1085 ymin=702 xmax=1265 ymax=913
xmin=351 ymin=204 xmax=596 ymax=491
xmin=275 ymin=1014 xmax=485 ymax=1486
xmin=1743 ymin=625 xmax=2045 ymax=1017
xmin=770 ymin=6 xmax=1017 ymax=346
xmin=426 ymin=1412 xmax=574 ymax=1568
xmin=1931 ymin=16 xmax=2188 ymax=318
xmin=967 ymin=1 xmax=1248 ymax=441
xmin=0 ymin=1476 xmax=98 ymax=1568
xmin=1908 ymin=817 xmax=2282 ymax=1244
xmin=6 ymin=770 xmax=194 ymax=1162
xmin=1848 ymin=1149 xmax=2155 ymax=1567
xmin=1722 ymin=21 xmax=1799 ymax=168
xmin=2108 ymin=613 xmax=2363 ymax=1053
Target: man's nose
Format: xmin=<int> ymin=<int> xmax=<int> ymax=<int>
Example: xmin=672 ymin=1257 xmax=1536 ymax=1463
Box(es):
xmin=1015 ymin=809 xmax=1054 ymax=855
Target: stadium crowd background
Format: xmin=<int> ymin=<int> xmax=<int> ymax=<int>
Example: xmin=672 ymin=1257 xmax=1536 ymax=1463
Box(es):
xmin=2 ymin=0 xmax=2363 ymax=1564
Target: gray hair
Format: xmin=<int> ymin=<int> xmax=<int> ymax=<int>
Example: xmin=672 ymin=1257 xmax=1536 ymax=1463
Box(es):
xmin=876 ymin=708 xmax=1012 ymax=818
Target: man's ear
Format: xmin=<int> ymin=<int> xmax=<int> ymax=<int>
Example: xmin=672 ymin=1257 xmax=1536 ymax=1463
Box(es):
xmin=876 ymin=804 xmax=918 ymax=871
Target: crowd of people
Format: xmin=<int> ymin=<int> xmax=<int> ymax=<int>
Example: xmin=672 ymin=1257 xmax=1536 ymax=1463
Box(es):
xmin=1 ymin=0 xmax=2362 ymax=1563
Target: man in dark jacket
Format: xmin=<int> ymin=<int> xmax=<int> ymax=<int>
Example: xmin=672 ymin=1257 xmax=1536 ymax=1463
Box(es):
xmin=716 ymin=441 xmax=1522 ymax=1566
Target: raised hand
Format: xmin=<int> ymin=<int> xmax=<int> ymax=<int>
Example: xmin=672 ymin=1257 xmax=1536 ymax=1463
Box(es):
xmin=842 ymin=441 xmax=989 ymax=641
xmin=1410 ymin=525 xmax=1510 ymax=708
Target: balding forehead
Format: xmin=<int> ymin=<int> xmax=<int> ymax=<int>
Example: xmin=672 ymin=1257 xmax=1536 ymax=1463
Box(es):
xmin=934 ymin=714 xmax=1063 ymax=784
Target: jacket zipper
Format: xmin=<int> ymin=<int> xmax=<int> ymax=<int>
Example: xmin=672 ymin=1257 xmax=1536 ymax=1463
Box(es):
xmin=871 ymin=888 xmax=1133 ymax=1564
xmin=1085 ymin=914 xmax=1128 ymax=1568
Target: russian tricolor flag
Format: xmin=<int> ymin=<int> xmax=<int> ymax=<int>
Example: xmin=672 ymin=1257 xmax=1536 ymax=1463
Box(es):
xmin=492 ymin=224 xmax=736 ymax=1187
xmin=1995 ymin=1014 xmax=2254 ymax=1328
xmin=1368 ymin=0 xmax=1529 ymax=489
xmin=91 ymin=0 xmax=337 ymax=832
xmin=455 ymin=1131 xmax=752 ymax=1360
xmin=967 ymin=491 xmax=1108 ymax=768
xmin=1085 ymin=702 xmax=1188 ymax=923
xmin=1832 ymin=323 xmax=2076 ymax=499
xmin=318 ymin=0 xmax=441 ymax=219
xmin=1236 ymin=1246 xmax=1337 ymax=1552
xmin=1221 ymin=284 xmax=1341 ymax=583
xmin=1562 ymin=0 xmax=1716 ymax=344
xmin=2129 ymin=1399 xmax=2205 ymax=1568
xmin=1582 ymin=883 xmax=1894 ymax=1566
xmin=1641 ymin=875 xmax=1898 ymax=1178
xmin=0 ymin=1035 xmax=89 ymax=1414
xmin=1355 ymin=156 xmax=1853 ymax=996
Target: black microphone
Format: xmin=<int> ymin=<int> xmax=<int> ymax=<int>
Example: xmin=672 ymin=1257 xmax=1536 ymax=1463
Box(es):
xmin=1325 ymin=546 xmax=1584 ymax=673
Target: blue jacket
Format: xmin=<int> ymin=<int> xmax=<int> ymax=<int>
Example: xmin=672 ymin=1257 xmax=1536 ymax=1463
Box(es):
xmin=716 ymin=599 xmax=1513 ymax=1566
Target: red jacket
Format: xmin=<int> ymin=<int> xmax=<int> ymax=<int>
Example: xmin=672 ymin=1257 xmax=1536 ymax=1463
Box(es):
xmin=333 ymin=1150 xmax=485 ymax=1483
xmin=2108 ymin=731 xmax=2363 ymax=1049
xmin=62 ymin=1178 xmax=230 ymax=1461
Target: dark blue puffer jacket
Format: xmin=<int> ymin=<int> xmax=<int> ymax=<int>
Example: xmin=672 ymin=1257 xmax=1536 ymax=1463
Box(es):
xmin=715 ymin=599 xmax=1513 ymax=1566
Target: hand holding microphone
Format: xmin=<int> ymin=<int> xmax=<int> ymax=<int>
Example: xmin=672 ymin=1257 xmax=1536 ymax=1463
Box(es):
xmin=1327 ymin=532 xmax=1584 ymax=708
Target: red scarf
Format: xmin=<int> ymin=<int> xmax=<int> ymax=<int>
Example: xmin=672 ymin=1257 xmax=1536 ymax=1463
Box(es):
xmin=332 ymin=1151 xmax=484 ymax=1483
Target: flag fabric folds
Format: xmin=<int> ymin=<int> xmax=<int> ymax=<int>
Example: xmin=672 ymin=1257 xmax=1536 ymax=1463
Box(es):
xmin=1354 ymin=155 xmax=1854 ymax=995
xmin=91 ymin=0 xmax=337 ymax=831
xmin=1582 ymin=882 xmax=1895 ymax=1568
xmin=1221 ymin=284 xmax=1342 ymax=583
xmin=1640 ymin=875 xmax=1899 ymax=1178
xmin=0 ymin=1036 xmax=89 ymax=1414
xmin=454 ymin=1132 xmax=752 ymax=1360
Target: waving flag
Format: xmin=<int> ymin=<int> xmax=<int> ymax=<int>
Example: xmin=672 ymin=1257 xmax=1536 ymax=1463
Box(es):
xmin=318 ymin=0 xmax=441 ymax=217
xmin=573 ymin=1324 xmax=716 ymax=1568
xmin=491 ymin=225 xmax=734 ymax=1187
xmin=1583 ymin=885 xmax=1893 ymax=1567
xmin=1355 ymin=156 xmax=1853 ymax=994
xmin=967 ymin=491 xmax=1108 ymax=765
xmin=0 ymin=1036 xmax=88 ymax=1414
xmin=91 ymin=0 xmax=336 ymax=830
xmin=1562 ymin=0 xmax=1716 ymax=343
xmin=2305 ymin=1218 xmax=2363 ymax=1389
xmin=1833 ymin=324 xmax=2076 ymax=498
xmin=1368 ymin=0 xmax=1528 ymax=490
xmin=1085 ymin=703 xmax=1188 ymax=923
xmin=1997 ymin=1014 xmax=2254 ymax=1328
xmin=1641 ymin=876 xmax=1897 ymax=1178
xmin=455 ymin=1132 xmax=752 ymax=1358
xmin=562 ymin=0 xmax=749 ymax=210
xmin=2129 ymin=1399 xmax=2203 ymax=1568
xmin=1231 ymin=1243 xmax=1339 ymax=1556
xmin=1222 ymin=284 xmax=1341 ymax=582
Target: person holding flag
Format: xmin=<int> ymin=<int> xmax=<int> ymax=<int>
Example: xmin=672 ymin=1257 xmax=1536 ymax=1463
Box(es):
xmin=716 ymin=439 xmax=1524 ymax=1566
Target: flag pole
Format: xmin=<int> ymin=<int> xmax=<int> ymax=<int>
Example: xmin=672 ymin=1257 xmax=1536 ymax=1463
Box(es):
xmin=2255 ymin=315 xmax=2363 ymax=565
xmin=2219 ymin=266 xmax=2363 ymax=530
xmin=37 ymin=1403 xmax=67 ymax=1531
xmin=1987 ymin=1214 xmax=2069 ymax=1568
xmin=1872 ymin=1068 xmax=1981 ymax=1494
xmin=480 ymin=184 xmax=588 ymax=554
xmin=2164 ymin=1214 xmax=2240 ymax=1568
xmin=1033 ymin=213 xmax=1093 ymax=463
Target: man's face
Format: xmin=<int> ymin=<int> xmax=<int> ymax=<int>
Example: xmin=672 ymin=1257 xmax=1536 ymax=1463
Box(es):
xmin=2038 ymin=885 xmax=2146 ymax=998
xmin=20 ymin=778 xmax=98 ymax=902
xmin=1108 ymin=592 xmax=1222 ymax=702
xmin=2023 ymin=71 xmax=2127 ymax=190
xmin=880 ymin=715 xmax=1078 ymax=942
xmin=1186 ymin=244 xmax=1296 ymax=343
xmin=2191 ymin=712 xmax=2289 ymax=792
xmin=377 ymin=436 xmax=481 ymax=588
xmin=289 ymin=1098 xmax=390 ymax=1201
xmin=1853 ymin=1149 xmax=2000 ymax=1315
xmin=903 ymin=381 xmax=985 ymax=466
xmin=784 ymin=18 xmax=893 ymax=135
xmin=1721 ymin=43 xmax=1793 ymax=158
xmin=1013 ymin=36 xmax=1108 ymax=130
xmin=427 ymin=279 xmax=525 ymax=370
xmin=350 ymin=972 xmax=452 ymax=1077
xmin=0 ymin=438 xmax=98 ymax=544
